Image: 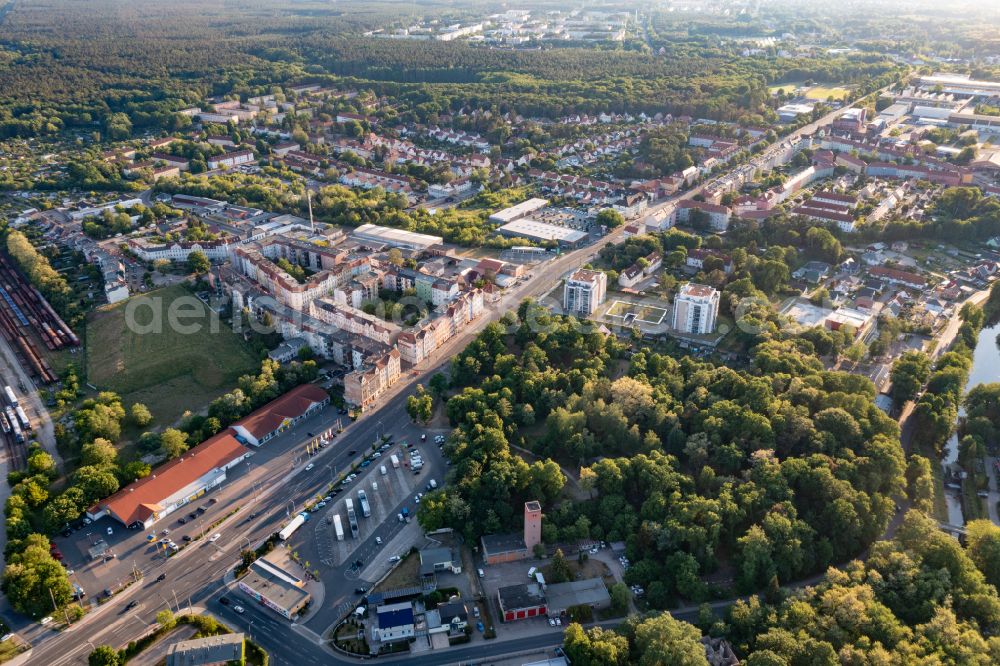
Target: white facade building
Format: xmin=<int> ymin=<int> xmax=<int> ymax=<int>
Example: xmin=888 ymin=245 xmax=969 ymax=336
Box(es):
xmin=563 ymin=269 xmax=607 ymax=316
xmin=672 ymin=283 xmax=720 ymax=335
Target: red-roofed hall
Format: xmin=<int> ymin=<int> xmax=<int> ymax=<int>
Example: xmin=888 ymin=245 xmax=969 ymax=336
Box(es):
xmin=231 ymin=384 xmax=330 ymax=447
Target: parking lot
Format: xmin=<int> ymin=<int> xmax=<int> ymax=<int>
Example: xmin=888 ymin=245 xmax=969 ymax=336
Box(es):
xmin=304 ymin=440 xmax=440 ymax=570
xmin=50 ymin=467 xmax=255 ymax=602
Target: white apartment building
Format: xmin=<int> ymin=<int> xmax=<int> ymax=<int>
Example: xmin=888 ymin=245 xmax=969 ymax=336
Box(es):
xmin=127 ymin=238 xmax=237 ymax=262
xmin=563 ymin=269 xmax=607 ymax=316
xmin=208 ymin=150 xmax=255 ymax=170
xmin=672 ymin=283 xmax=720 ymax=335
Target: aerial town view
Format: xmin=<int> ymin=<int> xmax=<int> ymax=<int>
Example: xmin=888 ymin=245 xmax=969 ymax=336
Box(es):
xmin=2 ymin=0 xmax=1000 ymax=664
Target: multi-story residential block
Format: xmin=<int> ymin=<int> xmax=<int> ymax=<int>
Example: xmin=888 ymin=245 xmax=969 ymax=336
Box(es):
xmin=127 ymin=238 xmax=238 ymax=262
xmin=395 ymin=289 xmax=484 ymax=366
xmin=563 ymin=269 xmax=607 ymax=315
xmin=344 ymin=347 xmax=402 ymax=408
xmin=310 ymin=299 xmax=401 ymax=347
xmin=208 ymin=150 xmax=255 ymax=170
xmin=673 ymin=283 xmax=720 ymax=335
xmin=675 ymin=200 xmax=732 ymax=232
xmin=232 ymin=243 xmax=370 ymax=310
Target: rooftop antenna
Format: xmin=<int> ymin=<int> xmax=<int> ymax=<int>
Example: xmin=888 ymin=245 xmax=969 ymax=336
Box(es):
xmin=306 ymin=190 xmax=315 ymax=233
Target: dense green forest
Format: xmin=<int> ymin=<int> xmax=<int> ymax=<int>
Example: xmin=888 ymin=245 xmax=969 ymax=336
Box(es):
xmin=422 ymin=300 xmax=905 ymax=607
xmin=565 ymin=512 xmax=1000 ymax=665
xmin=0 ymin=0 xmax=903 ymax=140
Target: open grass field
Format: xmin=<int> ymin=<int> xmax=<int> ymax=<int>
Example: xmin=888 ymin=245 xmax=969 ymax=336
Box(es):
xmin=86 ymin=284 xmax=260 ymax=425
xmin=803 ymin=85 xmax=852 ymax=101
xmin=768 ymin=82 xmax=852 ymax=101
xmin=768 ymin=81 xmax=805 ymax=94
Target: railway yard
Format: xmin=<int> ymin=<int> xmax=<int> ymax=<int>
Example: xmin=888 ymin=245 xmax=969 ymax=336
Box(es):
xmin=0 ymin=252 xmax=78 ymax=385
xmin=0 ymin=252 xmax=77 ymax=470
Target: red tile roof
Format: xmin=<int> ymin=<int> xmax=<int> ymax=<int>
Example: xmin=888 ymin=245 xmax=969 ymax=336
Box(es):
xmin=95 ymin=431 xmax=248 ymax=525
xmin=233 ymin=384 xmax=329 ymax=440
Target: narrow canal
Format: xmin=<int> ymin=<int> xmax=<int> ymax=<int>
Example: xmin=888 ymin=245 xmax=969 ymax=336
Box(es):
xmin=942 ymin=319 xmax=1000 ymax=526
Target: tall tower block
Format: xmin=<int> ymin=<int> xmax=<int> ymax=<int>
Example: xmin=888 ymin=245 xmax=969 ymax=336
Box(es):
xmin=524 ymin=500 xmax=542 ymax=552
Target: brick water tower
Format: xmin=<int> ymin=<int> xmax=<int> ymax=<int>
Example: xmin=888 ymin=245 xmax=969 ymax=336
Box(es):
xmin=524 ymin=500 xmax=542 ymax=552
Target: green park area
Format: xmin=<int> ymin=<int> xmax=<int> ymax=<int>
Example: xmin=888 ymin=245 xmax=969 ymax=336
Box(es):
xmin=768 ymin=82 xmax=852 ymax=100
xmin=86 ymin=284 xmax=260 ymax=425
xmin=803 ymin=85 xmax=852 ymax=100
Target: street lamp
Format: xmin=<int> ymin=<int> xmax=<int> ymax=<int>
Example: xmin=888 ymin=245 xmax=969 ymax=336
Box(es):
xmin=248 ymin=619 xmax=255 ymax=641
xmin=326 ymin=463 xmax=336 ymax=484
xmin=286 ymin=500 xmax=295 ymax=516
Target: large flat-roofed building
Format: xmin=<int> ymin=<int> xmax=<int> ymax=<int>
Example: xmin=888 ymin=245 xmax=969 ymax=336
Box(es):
xmin=87 ymin=431 xmax=252 ymax=529
xmin=237 ymin=553 xmax=311 ymax=619
xmin=673 ymin=283 xmax=720 ymax=335
xmin=495 ymin=219 xmax=588 ymax=248
xmin=545 ymin=578 xmax=612 ymax=617
xmin=563 ymin=269 xmax=607 ymax=316
xmin=777 ymin=103 xmax=815 ymax=122
xmin=165 ymin=632 xmax=245 ymax=666
xmin=919 ymin=74 xmax=1000 ymax=98
xmin=825 ymin=307 xmax=874 ymax=338
xmin=230 ymin=384 xmax=330 ymax=447
xmin=351 ymin=224 xmax=443 ymax=251
xmin=488 ymin=198 xmax=549 ymax=224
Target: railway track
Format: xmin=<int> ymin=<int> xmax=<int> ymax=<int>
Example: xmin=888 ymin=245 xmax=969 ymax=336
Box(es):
xmin=2 ymin=428 xmax=26 ymax=471
xmin=0 ymin=252 xmax=80 ymax=384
